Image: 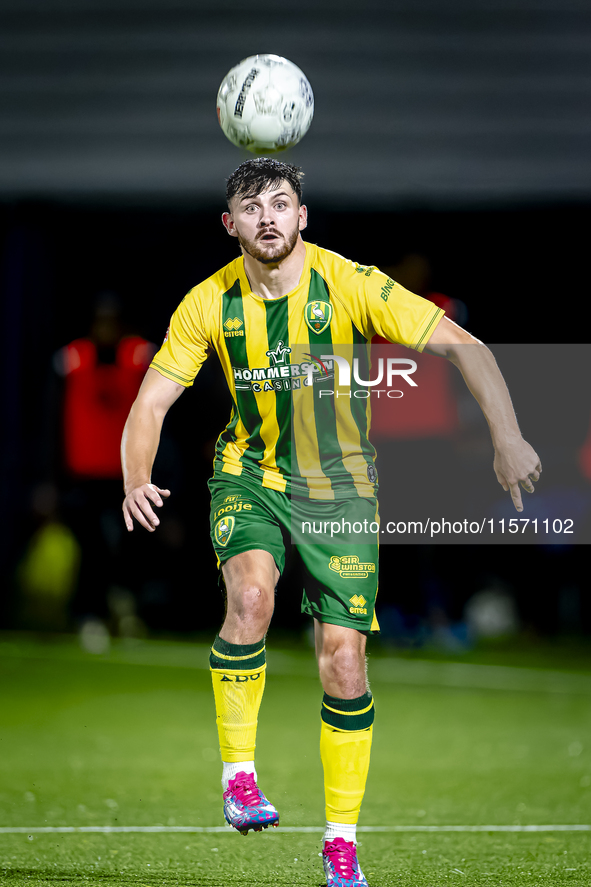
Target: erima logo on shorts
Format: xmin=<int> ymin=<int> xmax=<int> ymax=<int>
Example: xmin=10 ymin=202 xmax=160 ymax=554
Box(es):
xmin=349 ymin=594 xmax=368 ymax=615
xmin=215 ymin=516 xmax=235 ymax=547
xmin=329 ymin=555 xmax=376 ymax=580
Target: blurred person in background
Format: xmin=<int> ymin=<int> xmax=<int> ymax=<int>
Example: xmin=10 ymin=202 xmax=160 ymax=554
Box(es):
xmin=371 ymin=252 xmax=467 ymax=515
xmin=54 ymin=292 xmax=155 ymax=649
xmin=371 ymin=254 xmax=470 ymax=649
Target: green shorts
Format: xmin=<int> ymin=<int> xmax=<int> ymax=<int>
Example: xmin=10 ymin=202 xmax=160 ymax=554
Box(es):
xmin=208 ymin=473 xmax=380 ymax=632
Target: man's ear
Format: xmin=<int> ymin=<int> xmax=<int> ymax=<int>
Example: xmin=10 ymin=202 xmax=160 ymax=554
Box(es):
xmin=222 ymin=211 xmax=237 ymax=237
xmin=298 ymin=204 xmax=308 ymax=232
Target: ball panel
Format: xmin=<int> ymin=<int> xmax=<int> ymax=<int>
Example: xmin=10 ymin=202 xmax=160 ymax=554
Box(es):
xmin=216 ymin=54 xmax=314 ymax=153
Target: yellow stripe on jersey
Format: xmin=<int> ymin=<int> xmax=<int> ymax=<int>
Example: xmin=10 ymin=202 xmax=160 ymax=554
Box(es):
xmin=215 ymin=302 xmax=249 ymax=478
xmin=241 ymin=295 xmax=285 ymax=491
xmin=328 ymin=311 xmax=373 ymax=499
xmin=292 ymin=384 xmax=335 ymax=499
xmin=288 ymin=296 xmax=334 ymax=500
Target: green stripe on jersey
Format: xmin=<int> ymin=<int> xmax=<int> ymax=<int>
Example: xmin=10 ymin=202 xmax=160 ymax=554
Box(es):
xmin=349 ymin=323 xmax=376 ymax=482
xmin=263 ymin=297 xmax=293 ymax=479
xmin=218 ymin=282 xmax=265 ymax=480
xmin=307 ymin=270 xmax=354 ymax=496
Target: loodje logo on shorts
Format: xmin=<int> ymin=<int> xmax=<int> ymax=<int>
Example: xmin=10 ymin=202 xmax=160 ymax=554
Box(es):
xmin=215 ymin=515 xmax=235 ymax=547
xmin=328 ymin=555 xmax=376 ymax=579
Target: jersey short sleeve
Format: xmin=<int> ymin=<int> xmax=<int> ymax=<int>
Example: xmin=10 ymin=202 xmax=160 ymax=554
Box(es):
xmin=364 ymin=271 xmax=444 ymax=349
xmin=150 ymin=289 xmax=212 ymax=387
xmin=320 ymin=250 xmax=444 ymax=350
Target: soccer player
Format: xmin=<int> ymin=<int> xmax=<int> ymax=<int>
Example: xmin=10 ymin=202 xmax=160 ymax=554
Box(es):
xmin=121 ymin=157 xmax=541 ymax=887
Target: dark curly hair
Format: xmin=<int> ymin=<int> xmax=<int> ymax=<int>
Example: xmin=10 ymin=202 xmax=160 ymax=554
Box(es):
xmin=226 ymin=157 xmax=304 ymax=206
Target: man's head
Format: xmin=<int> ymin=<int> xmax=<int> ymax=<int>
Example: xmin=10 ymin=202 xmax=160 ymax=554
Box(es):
xmin=225 ymin=157 xmax=304 ymax=208
xmin=222 ymin=158 xmax=307 ymax=265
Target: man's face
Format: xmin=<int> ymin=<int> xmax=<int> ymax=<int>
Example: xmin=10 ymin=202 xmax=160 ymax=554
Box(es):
xmin=222 ymin=181 xmax=307 ymax=265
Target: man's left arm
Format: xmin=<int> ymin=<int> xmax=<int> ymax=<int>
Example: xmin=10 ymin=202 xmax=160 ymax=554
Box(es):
xmin=425 ymin=315 xmax=542 ymax=512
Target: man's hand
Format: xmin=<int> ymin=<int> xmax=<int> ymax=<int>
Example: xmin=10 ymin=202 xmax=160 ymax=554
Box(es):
xmin=123 ymin=483 xmax=171 ymax=532
xmin=426 ymin=318 xmax=543 ymax=514
xmin=493 ymin=438 xmax=542 ymax=513
xmin=121 ymin=369 xmax=184 ymax=532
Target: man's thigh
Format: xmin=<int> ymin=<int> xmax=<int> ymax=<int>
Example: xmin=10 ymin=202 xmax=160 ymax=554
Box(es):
xmin=293 ymin=496 xmax=380 ymax=633
xmin=222 ymin=549 xmax=280 ymax=596
xmin=208 ymin=474 xmax=288 ymax=574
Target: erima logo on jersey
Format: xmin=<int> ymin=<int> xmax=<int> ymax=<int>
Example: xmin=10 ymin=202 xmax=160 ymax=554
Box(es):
xmin=329 ymin=556 xmax=376 ymax=580
xmin=224 ymin=317 xmax=244 ymax=337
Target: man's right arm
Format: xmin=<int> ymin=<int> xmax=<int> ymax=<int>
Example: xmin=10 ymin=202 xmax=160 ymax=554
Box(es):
xmin=121 ymin=367 xmax=186 ymax=532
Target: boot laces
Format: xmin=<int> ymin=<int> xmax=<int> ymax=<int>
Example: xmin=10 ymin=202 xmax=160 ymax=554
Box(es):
xmin=225 ymin=772 xmax=263 ymax=807
xmin=325 ymin=838 xmax=358 ymax=880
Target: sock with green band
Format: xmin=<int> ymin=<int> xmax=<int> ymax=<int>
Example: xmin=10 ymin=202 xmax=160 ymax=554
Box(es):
xmin=210 ymin=636 xmax=266 ymax=764
xmin=320 ymin=691 xmax=375 ymax=825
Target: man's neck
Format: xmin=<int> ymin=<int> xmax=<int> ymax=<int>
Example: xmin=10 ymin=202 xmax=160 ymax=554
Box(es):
xmin=242 ymin=238 xmax=306 ymax=299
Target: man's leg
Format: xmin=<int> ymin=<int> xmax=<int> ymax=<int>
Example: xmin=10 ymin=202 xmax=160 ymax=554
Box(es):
xmin=315 ymin=620 xmax=374 ymax=885
xmin=209 ymin=549 xmax=279 ymax=833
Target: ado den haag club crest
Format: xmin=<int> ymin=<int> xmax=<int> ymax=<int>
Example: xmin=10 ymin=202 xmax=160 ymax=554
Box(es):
xmin=305 ymin=300 xmax=333 ymax=334
xmin=215 ymin=515 xmax=235 ymax=547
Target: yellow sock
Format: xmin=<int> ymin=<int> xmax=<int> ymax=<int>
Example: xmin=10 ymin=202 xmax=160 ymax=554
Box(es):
xmin=209 ymin=636 xmax=266 ymax=763
xmin=320 ymin=692 xmax=375 ymax=824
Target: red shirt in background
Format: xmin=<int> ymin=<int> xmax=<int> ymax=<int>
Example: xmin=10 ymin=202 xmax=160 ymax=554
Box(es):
xmin=60 ymin=336 xmax=153 ymax=478
xmin=371 ymin=293 xmax=459 ymax=441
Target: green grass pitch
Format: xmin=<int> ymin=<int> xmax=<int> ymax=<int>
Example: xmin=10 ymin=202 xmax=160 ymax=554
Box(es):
xmin=1 ymin=632 xmax=591 ymax=885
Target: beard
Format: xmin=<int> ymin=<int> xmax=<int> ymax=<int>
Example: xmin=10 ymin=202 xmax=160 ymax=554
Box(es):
xmin=237 ymin=223 xmax=300 ymax=265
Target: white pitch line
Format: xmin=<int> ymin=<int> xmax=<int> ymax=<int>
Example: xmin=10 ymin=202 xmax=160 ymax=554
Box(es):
xmin=0 ymin=825 xmax=589 ymax=835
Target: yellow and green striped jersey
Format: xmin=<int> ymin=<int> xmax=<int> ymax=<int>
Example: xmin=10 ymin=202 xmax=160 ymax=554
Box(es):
xmin=150 ymin=242 xmax=444 ymax=499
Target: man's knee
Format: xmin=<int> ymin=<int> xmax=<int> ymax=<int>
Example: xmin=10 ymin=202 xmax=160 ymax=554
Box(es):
xmin=324 ymin=641 xmax=366 ymax=682
xmin=317 ymin=623 xmax=366 ymax=659
xmin=227 ymin=581 xmax=275 ymax=623
xmin=315 ymin=622 xmax=368 ymax=697
xmin=221 ymin=550 xmax=278 ymax=636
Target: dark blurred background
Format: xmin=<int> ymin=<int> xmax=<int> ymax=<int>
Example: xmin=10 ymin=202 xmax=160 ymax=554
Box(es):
xmin=2 ymin=0 xmax=591 ymax=652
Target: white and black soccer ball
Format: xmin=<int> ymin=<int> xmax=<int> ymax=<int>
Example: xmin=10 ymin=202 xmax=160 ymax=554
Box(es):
xmin=216 ymin=54 xmax=314 ymax=153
